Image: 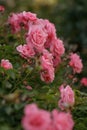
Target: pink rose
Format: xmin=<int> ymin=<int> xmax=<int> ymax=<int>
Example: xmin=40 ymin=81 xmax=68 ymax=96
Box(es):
xmin=16 ymin=44 xmax=35 ymax=59
xmin=40 ymin=68 xmax=54 ymax=83
xmin=53 ymin=55 xmax=61 ymax=67
xmin=69 ymin=53 xmax=83 ymax=73
xmin=58 ymin=85 xmax=75 ymax=110
xmin=26 ymin=24 xmax=47 ymax=52
xmin=50 ymin=38 xmax=65 ymax=56
xmin=52 ymin=109 xmax=74 ymax=130
xmin=19 ymin=11 xmax=37 ymax=30
xmin=8 ymin=11 xmax=37 ymax=33
xmin=25 ymin=85 xmax=32 ymax=90
xmin=8 ymin=13 xmax=21 ymax=33
xmin=0 ymin=5 xmax=5 ymax=12
xmin=22 ymin=104 xmax=51 ymax=130
xmin=22 ymin=103 xmax=75 ymax=130
xmin=81 ymin=77 xmax=87 ymax=86
xmin=40 ymin=49 xmax=53 ymax=68
xmin=1 ymin=59 xmax=13 ymax=70
xmin=44 ymin=19 xmax=56 ymax=48
xmin=21 ymin=11 xmax=37 ymax=22
xmin=24 ymin=104 xmax=38 ymax=115
xmin=29 ymin=18 xmax=46 ymax=29
xmin=40 ymin=50 xmax=54 ymax=83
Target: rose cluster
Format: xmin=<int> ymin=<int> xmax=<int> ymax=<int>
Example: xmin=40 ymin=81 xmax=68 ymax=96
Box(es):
xmin=8 ymin=11 xmax=83 ymax=83
xmin=22 ymin=103 xmax=74 ymax=130
xmin=8 ymin=11 xmax=65 ymax=83
xmin=7 ymin=12 xmax=84 ymax=129
xmin=22 ymin=84 xmax=75 ymax=130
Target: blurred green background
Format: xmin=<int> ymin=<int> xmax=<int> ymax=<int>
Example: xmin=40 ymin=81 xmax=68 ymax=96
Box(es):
xmin=0 ymin=0 xmax=87 ymax=53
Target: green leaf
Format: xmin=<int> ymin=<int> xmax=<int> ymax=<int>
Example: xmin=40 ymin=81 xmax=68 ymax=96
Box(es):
xmin=4 ymin=81 xmax=12 ymax=89
xmin=6 ymin=70 xmax=15 ymax=80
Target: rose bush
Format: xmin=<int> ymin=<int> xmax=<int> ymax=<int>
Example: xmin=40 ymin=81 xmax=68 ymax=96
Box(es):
xmin=0 ymin=6 xmax=87 ymax=130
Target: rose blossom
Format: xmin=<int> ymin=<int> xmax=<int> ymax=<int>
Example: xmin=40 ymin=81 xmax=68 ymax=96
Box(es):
xmin=8 ymin=13 xmax=21 ymax=33
xmin=58 ymin=85 xmax=75 ymax=110
xmin=81 ymin=77 xmax=87 ymax=86
xmin=50 ymin=38 xmax=65 ymax=56
xmin=18 ymin=11 xmax=37 ymax=30
xmin=44 ymin=19 xmax=56 ymax=48
xmin=25 ymin=85 xmax=32 ymax=90
xmin=21 ymin=11 xmax=37 ymax=22
xmin=26 ymin=23 xmax=47 ymax=52
xmin=40 ymin=49 xmax=54 ymax=83
xmin=22 ymin=104 xmax=51 ymax=130
xmin=8 ymin=11 xmax=37 ymax=33
xmin=52 ymin=109 xmax=74 ymax=130
xmin=53 ymin=55 xmax=61 ymax=67
xmin=0 ymin=5 xmax=5 ymax=12
xmin=69 ymin=53 xmax=83 ymax=73
xmin=40 ymin=68 xmax=54 ymax=83
xmin=22 ymin=103 xmax=74 ymax=130
xmin=1 ymin=59 xmax=13 ymax=70
xmin=16 ymin=44 xmax=35 ymax=59
xmin=40 ymin=49 xmax=53 ymax=67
